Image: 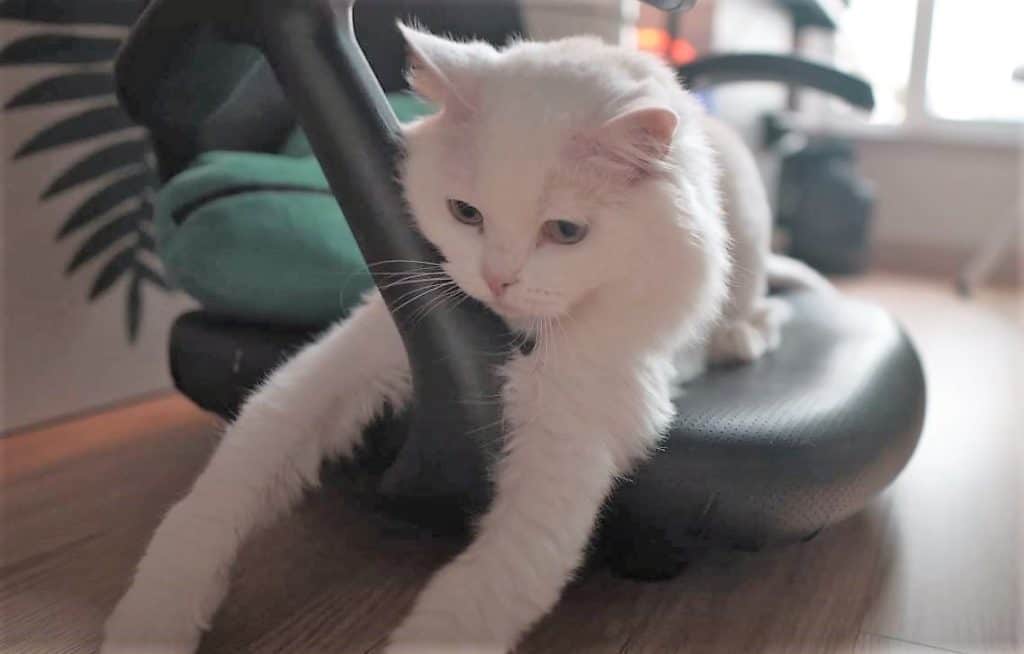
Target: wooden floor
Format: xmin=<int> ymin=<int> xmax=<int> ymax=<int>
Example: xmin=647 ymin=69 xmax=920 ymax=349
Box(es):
xmin=2 ymin=275 xmax=1020 ymax=654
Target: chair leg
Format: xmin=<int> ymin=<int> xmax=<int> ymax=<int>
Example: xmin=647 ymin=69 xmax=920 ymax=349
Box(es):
xmin=956 ymin=212 xmax=1020 ymax=297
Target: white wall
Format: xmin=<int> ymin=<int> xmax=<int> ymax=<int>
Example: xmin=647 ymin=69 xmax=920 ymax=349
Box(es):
xmin=853 ymin=134 xmax=1022 ymax=278
xmin=520 ymin=0 xmax=635 ymax=44
xmin=1 ymin=20 xmax=195 ymax=432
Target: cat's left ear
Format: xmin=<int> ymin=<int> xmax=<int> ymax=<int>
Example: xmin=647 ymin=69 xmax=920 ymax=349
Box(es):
xmin=397 ymin=23 xmax=496 ymax=120
xmin=569 ymin=104 xmax=679 ymax=180
xmin=599 ymin=104 xmax=679 ymax=162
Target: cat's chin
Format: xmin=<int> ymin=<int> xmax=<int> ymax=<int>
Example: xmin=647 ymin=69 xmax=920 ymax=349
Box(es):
xmin=485 ymin=301 xmax=560 ymax=327
xmin=472 ymin=296 xmax=526 ymax=321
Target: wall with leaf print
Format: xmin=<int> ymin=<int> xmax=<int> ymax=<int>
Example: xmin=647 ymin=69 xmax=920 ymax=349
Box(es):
xmin=1 ymin=0 xmax=196 ymax=432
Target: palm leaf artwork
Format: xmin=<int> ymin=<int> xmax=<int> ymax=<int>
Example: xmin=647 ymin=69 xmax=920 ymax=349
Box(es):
xmin=1 ymin=0 xmax=171 ymax=342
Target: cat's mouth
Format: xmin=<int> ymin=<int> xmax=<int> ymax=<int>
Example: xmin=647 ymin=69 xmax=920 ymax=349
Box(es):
xmin=473 ymin=294 xmax=542 ymax=323
xmin=478 ymin=297 xmax=527 ymax=320
xmin=488 ymin=297 xmax=521 ymax=315
xmin=488 ymin=297 xmax=568 ymax=325
xmin=443 ymin=266 xmax=568 ymax=321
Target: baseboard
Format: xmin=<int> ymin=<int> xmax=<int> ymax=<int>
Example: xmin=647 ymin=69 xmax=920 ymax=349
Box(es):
xmin=870 ymin=240 xmax=1022 ymax=288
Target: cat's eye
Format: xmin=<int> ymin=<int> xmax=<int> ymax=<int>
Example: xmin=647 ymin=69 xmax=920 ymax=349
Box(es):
xmin=447 ymin=199 xmax=483 ymax=226
xmin=542 ymin=219 xmax=589 ymax=245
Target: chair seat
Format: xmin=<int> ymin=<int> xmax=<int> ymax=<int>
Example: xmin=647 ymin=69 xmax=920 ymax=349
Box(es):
xmin=600 ymin=290 xmax=924 ymax=577
xmin=169 ymin=289 xmax=924 ymax=579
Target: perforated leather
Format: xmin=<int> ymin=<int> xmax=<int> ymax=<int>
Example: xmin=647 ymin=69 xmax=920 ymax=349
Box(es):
xmin=600 ymin=290 xmax=924 ymax=576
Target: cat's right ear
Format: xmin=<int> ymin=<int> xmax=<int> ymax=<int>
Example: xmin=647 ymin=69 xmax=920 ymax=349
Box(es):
xmin=397 ymin=23 xmax=495 ymax=120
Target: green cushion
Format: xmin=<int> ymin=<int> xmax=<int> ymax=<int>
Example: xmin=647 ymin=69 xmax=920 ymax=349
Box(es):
xmin=155 ymin=92 xmax=434 ymax=325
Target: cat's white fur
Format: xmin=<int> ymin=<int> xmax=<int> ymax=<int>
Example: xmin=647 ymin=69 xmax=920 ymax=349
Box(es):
xmin=102 ymin=28 xmax=824 ymax=654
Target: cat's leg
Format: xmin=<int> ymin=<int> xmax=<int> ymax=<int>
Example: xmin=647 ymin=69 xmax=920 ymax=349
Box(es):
xmin=707 ymin=192 xmax=786 ymax=365
xmin=700 ymin=115 xmax=785 ymax=365
xmin=707 ymin=210 xmax=785 ymax=364
xmin=386 ymin=379 xmax=648 ymax=654
xmin=101 ymin=292 xmax=409 ymax=654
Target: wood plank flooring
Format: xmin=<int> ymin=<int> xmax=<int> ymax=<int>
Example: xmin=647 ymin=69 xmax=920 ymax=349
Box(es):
xmin=1 ymin=275 xmax=1019 ymax=653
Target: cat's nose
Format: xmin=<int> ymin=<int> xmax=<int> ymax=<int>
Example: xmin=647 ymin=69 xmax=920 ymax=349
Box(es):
xmin=483 ymin=270 xmax=518 ymax=298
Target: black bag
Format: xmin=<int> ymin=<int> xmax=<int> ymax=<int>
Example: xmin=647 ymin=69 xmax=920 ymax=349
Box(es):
xmin=777 ymin=138 xmax=875 ymax=274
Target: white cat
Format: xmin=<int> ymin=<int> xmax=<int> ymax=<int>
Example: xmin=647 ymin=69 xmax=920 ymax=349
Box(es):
xmin=101 ymin=27 xmax=825 ymax=654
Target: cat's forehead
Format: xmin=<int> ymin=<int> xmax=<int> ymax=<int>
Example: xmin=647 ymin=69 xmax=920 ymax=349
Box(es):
xmin=470 ymin=128 xmax=576 ymax=222
xmin=435 ymin=40 xmax=640 ymax=218
xmin=468 ymin=90 xmax=595 ymax=211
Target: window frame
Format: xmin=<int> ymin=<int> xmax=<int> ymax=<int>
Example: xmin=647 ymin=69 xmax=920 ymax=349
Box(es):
xmin=815 ymin=0 xmax=1022 ymax=147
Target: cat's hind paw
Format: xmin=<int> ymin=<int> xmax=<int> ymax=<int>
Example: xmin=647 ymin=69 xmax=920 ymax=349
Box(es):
xmin=709 ymin=298 xmax=791 ymax=364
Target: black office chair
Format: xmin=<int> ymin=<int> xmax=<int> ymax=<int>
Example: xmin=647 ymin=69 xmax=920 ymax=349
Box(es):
xmin=116 ymin=0 xmax=925 ymax=580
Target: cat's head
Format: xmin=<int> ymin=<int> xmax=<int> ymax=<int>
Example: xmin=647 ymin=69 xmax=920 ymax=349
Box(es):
xmin=399 ymin=26 xmax=723 ymax=335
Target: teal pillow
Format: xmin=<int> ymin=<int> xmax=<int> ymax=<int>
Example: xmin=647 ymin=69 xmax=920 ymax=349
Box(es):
xmin=155 ymin=92 xmax=434 ymax=325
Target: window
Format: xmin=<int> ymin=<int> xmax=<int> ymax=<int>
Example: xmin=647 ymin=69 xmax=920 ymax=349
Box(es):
xmin=834 ymin=0 xmax=918 ymax=125
xmin=926 ymin=0 xmax=1024 ymax=123
xmin=834 ymin=0 xmax=1023 ymax=129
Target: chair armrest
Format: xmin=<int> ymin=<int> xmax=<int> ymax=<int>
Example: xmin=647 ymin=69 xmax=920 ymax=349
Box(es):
xmin=677 ymin=53 xmax=875 ymax=110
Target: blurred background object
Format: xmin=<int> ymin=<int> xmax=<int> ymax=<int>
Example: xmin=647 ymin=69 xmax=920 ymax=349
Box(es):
xmin=638 ymin=0 xmax=1021 ymax=283
xmin=1 ymin=0 xmax=195 ymax=432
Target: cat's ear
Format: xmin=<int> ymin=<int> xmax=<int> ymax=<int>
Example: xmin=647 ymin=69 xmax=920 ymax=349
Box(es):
xmin=601 ymin=105 xmax=679 ymax=155
xmin=568 ymin=103 xmax=679 ymax=181
xmin=397 ymin=23 xmax=495 ymax=120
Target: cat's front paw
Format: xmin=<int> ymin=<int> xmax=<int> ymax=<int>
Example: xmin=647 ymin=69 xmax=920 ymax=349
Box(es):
xmin=100 ymin=567 xmax=226 ymax=654
xmin=384 ymin=639 xmax=507 ymax=654
xmin=101 ymin=589 xmax=202 ymax=654
xmin=386 ymin=604 xmax=509 ymax=654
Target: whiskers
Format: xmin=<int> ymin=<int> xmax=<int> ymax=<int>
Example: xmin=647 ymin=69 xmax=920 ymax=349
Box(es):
xmin=496 ymin=329 xmax=536 ymax=358
xmin=525 ymin=315 xmax=564 ymax=369
xmin=365 ymin=259 xmax=470 ymax=329
xmin=364 ymin=261 xmax=576 ymax=369
xmin=368 ymin=259 xmax=447 ymax=290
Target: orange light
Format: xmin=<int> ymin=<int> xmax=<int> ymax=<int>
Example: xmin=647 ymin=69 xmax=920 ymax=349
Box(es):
xmin=637 ymin=27 xmax=670 ymax=54
xmin=669 ymin=38 xmax=697 ymax=65
xmin=636 ymin=29 xmax=698 ymax=66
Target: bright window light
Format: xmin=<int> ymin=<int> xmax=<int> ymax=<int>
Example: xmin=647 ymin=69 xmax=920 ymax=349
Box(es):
xmin=834 ymin=0 xmax=919 ymax=124
xmin=926 ymin=0 xmax=1024 ymax=124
